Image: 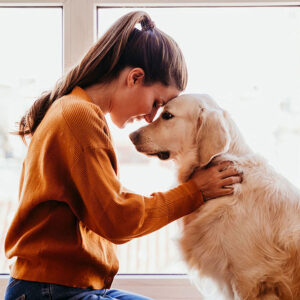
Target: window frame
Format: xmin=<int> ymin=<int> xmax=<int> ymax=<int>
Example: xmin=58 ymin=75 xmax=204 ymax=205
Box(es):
xmin=2 ymin=0 xmax=300 ymax=72
xmin=0 ymin=0 xmax=300 ymax=298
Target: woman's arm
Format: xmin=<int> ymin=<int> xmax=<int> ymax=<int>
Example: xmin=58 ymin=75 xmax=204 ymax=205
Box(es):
xmin=69 ymin=147 xmax=241 ymax=244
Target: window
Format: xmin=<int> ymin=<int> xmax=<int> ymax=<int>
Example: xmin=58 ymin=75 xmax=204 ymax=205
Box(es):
xmin=1 ymin=0 xmax=300 ymax=277
xmin=98 ymin=5 xmax=300 ymax=273
xmin=0 ymin=7 xmax=63 ymax=273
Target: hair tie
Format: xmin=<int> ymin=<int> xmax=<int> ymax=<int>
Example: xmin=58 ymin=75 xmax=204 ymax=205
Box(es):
xmin=141 ymin=19 xmax=155 ymax=31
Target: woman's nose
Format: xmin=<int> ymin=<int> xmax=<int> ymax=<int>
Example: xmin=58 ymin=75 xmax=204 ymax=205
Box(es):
xmin=144 ymin=106 xmax=159 ymax=123
xmin=144 ymin=114 xmax=152 ymax=123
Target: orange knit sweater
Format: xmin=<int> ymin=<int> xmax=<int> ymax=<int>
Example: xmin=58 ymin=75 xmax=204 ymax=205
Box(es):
xmin=5 ymin=86 xmax=203 ymax=289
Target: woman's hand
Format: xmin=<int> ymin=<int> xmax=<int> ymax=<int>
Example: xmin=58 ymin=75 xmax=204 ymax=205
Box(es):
xmin=190 ymin=161 xmax=242 ymax=201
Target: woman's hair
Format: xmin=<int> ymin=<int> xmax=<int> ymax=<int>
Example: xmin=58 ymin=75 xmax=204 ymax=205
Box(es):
xmin=17 ymin=11 xmax=187 ymax=142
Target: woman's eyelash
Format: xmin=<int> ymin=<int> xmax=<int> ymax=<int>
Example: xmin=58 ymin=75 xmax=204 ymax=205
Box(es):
xmin=153 ymin=100 xmax=165 ymax=109
xmin=153 ymin=101 xmax=159 ymax=108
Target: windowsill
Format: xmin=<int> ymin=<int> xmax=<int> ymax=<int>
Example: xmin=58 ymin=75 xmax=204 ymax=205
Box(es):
xmin=0 ymin=273 xmax=201 ymax=300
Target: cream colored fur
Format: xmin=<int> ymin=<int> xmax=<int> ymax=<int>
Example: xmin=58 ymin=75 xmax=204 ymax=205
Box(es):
xmin=130 ymin=94 xmax=300 ymax=300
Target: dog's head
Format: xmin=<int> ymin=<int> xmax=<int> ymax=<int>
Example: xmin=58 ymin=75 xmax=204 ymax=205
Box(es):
xmin=129 ymin=94 xmax=231 ymax=168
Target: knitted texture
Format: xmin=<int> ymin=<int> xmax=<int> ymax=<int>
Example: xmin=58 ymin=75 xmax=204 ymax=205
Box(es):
xmin=5 ymin=86 xmax=203 ymax=289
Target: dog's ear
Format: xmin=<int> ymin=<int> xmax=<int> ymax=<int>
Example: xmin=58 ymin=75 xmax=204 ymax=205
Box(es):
xmin=196 ymin=108 xmax=231 ymax=167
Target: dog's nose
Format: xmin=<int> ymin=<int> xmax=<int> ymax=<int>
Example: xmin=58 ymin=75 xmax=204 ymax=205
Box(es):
xmin=129 ymin=131 xmax=140 ymax=144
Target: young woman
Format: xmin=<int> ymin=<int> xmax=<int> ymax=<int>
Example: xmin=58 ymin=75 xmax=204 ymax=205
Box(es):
xmin=4 ymin=11 xmax=241 ymax=300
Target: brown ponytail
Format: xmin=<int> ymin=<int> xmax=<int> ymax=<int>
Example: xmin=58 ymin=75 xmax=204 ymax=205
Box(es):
xmin=17 ymin=11 xmax=187 ymax=143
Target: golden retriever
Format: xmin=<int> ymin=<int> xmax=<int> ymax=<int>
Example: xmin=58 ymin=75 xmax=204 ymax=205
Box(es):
xmin=129 ymin=94 xmax=300 ymax=300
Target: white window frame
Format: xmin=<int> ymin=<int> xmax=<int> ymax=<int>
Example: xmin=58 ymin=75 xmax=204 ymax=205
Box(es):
xmin=0 ymin=0 xmax=300 ymax=299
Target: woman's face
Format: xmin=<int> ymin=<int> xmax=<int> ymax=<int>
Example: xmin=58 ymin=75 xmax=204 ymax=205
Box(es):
xmin=110 ymin=68 xmax=180 ymax=128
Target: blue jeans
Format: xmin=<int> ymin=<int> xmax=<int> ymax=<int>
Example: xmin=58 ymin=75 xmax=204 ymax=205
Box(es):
xmin=5 ymin=277 xmax=153 ymax=300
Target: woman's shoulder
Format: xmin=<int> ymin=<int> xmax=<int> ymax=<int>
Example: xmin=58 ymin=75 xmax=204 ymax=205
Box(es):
xmin=60 ymin=87 xmax=105 ymax=123
xmin=55 ymin=88 xmax=112 ymax=149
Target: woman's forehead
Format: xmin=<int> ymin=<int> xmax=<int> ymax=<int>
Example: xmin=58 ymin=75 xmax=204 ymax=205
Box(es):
xmin=154 ymin=83 xmax=180 ymax=101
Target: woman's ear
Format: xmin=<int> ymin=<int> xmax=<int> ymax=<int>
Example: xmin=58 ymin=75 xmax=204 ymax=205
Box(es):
xmin=196 ymin=108 xmax=231 ymax=167
xmin=127 ymin=68 xmax=145 ymax=87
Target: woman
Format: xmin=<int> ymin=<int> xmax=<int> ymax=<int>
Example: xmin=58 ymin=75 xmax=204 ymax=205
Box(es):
xmin=4 ymin=11 xmax=241 ymax=300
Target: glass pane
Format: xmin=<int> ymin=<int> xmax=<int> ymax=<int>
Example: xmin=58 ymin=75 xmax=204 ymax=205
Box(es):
xmin=0 ymin=7 xmax=63 ymax=273
xmin=98 ymin=7 xmax=300 ymax=273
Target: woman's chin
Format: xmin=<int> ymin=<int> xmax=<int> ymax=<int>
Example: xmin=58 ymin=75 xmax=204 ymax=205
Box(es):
xmin=110 ymin=115 xmax=129 ymax=129
xmin=122 ymin=118 xmax=134 ymax=128
xmin=114 ymin=114 xmax=147 ymax=129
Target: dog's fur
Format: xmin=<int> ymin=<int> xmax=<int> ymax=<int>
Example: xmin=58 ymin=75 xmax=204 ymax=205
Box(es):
xmin=129 ymin=94 xmax=300 ymax=300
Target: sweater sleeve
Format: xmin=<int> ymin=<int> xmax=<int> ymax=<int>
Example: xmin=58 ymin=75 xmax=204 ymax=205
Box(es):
xmin=69 ymin=146 xmax=204 ymax=244
xmin=60 ymin=95 xmax=204 ymax=244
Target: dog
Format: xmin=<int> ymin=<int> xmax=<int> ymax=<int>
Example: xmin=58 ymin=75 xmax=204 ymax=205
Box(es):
xmin=129 ymin=94 xmax=300 ymax=300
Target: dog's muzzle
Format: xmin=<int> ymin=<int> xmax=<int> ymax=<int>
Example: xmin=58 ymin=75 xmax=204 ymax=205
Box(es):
xmin=129 ymin=131 xmax=140 ymax=144
xmin=129 ymin=131 xmax=170 ymax=160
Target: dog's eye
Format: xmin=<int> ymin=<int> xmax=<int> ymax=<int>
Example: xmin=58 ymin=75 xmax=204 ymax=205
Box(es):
xmin=161 ymin=112 xmax=174 ymax=120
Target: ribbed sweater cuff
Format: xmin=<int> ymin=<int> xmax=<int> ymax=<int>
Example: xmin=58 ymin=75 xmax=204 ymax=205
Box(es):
xmin=166 ymin=179 xmax=204 ymax=222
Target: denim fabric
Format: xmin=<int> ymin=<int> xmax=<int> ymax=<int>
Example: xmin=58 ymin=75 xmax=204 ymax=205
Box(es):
xmin=5 ymin=277 xmax=153 ymax=300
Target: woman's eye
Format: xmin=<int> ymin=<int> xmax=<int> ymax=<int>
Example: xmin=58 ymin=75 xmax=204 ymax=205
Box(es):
xmin=161 ymin=112 xmax=174 ymax=120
